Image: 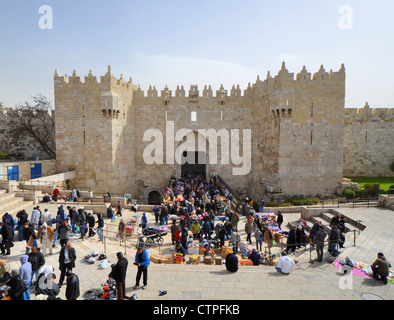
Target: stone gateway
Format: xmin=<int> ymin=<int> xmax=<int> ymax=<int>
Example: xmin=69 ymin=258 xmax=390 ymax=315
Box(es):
xmin=53 ymin=63 xmax=394 ymax=201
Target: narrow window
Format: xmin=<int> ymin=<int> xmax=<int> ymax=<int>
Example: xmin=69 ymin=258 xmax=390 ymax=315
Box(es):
xmin=191 ymin=111 xmax=197 ymax=122
xmin=311 ymin=103 xmax=314 ymax=117
xmin=83 ymin=131 xmax=86 ymax=145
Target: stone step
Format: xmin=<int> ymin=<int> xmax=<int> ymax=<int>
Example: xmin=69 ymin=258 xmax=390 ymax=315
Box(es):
xmin=0 ymin=192 xmax=17 ymax=204
xmin=0 ymin=196 xmax=24 ymax=211
xmin=14 ymin=201 xmax=34 ymax=213
xmin=4 ymin=200 xmax=34 ymax=217
xmin=320 ymin=212 xmax=364 ymax=232
xmin=0 ymin=194 xmax=33 ymax=215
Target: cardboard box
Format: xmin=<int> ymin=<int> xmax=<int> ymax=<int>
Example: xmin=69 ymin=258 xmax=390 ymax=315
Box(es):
xmin=266 ymin=258 xmax=278 ymax=266
xmin=213 ymin=248 xmax=222 ymax=255
xmin=214 ymin=256 xmax=223 ymax=265
xmin=150 ymin=255 xmax=161 ymax=264
xmin=125 ymin=228 xmax=134 ymax=238
xmin=189 ymin=255 xmax=200 ymax=265
xmin=204 ymin=256 xmax=213 ymax=265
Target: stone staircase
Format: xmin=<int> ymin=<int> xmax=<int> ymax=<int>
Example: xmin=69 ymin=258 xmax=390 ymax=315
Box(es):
xmin=288 ymin=209 xmax=366 ymax=234
xmin=285 ymin=209 xmax=368 ymax=264
xmin=0 ymin=188 xmax=34 ymax=216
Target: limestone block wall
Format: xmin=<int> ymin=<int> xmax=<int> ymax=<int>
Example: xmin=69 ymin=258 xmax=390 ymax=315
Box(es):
xmin=343 ymin=104 xmax=394 ymax=177
xmin=132 ymin=85 xmax=253 ymax=197
xmin=54 ymin=67 xmax=135 ymax=194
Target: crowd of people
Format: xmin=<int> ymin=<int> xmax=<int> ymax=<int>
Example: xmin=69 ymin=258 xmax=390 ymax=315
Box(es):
xmin=0 ymin=203 xmax=110 ymax=300
xmin=0 ymin=175 xmax=392 ymax=300
xmin=0 ymin=197 xmax=154 ymax=300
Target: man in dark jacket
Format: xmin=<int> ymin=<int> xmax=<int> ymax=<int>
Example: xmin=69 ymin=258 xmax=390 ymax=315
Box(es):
xmin=160 ymin=205 xmax=168 ymax=225
xmin=65 ymin=270 xmax=80 ymax=300
xmin=87 ymin=212 xmax=96 ymax=238
xmin=58 ymin=218 xmax=71 ymax=248
xmin=111 ymin=252 xmax=129 ymax=300
xmin=176 ymin=243 xmax=187 ymax=262
xmin=218 ymin=225 xmax=226 ymax=249
xmin=276 ymin=211 xmax=284 ymax=230
xmin=314 ymin=225 xmax=327 ymax=262
xmin=107 ymin=205 xmax=114 ymax=220
xmin=248 ymin=249 xmax=261 ymax=266
xmin=180 ymin=223 xmax=188 ymax=250
xmin=371 ymin=253 xmax=392 ymax=285
xmin=286 ymin=226 xmax=297 ymax=255
xmin=78 ymin=209 xmax=87 ymax=240
xmin=338 ymin=216 xmax=347 ymax=248
xmin=309 ymin=222 xmax=320 ymax=244
xmin=328 ymin=223 xmax=341 ymax=257
xmin=16 ymin=210 xmax=28 ymax=241
xmin=28 ymin=245 xmax=45 ymax=285
xmin=7 ymin=269 xmax=25 ymax=300
xmin=23 ymin=222 xmax=36 ymax=254
xmin=96 ymin=213 xmax=104 ymax=241
xmin=0 ymin=222 xmax=13 ymax=256
xmin=71 ymin=207 xmax=79 ymax=234
xmin=58 ymin=242 xmax=77 ymax=287
xmin=2 ymin=212 xmax=14 ymax=236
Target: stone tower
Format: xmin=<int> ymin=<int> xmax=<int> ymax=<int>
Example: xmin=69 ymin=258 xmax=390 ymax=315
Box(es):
xmin=249 ymin=63 xmax=346 ymax=196
xmin=54 ymin=66 xmax=136 ymax=193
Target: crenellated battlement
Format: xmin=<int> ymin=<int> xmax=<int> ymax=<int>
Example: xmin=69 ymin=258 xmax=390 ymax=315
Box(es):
xmin=345 ymin=102 xmax=394 ymax=117
xmin=54 ymin=65 xmax=134 ymax=90
xmin=130 ymin=62 xmax=346 ymax=99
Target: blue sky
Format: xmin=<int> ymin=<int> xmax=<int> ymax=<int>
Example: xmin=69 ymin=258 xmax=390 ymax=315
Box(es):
xmin=0 ymin=0 xmax=393 ymax=108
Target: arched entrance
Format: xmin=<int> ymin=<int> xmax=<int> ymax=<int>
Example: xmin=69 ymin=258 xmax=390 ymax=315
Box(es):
xmin=148 ymin=191 xmax=162 ymax=205
xmin=181 ymin=151 xmax=207 ymax=178
xmin=176 ymin=130 xmax=210 ymax=179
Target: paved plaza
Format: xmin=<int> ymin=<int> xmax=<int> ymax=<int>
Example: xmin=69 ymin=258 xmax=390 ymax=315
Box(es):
xmin=2 ymin=203 xmax=394 ymax=301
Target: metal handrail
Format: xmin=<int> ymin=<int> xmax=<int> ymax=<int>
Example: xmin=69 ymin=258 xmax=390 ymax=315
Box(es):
xmin=259 ymin=228 xmax=359 ymax=262
xmin=102 ymin=222 xmax=163 ymax=256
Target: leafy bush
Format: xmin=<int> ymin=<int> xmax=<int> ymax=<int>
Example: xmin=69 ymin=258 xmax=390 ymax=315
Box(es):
xmin=363 ymin=183 xmax=380 ymax=197
xmin=354 ymin=189 xmax=365 ymax=198
xmin=287 ymin=196 xmax=319 ymax=206
xmin=265 ymin=202 xmax=277 ymax=207
xmin=278 ymin=203 xmax=293 ymax=207
xmin=343 ymin=189 xmax=356 ymax=199
xmin=0 ymin=153 xmax=9 ymax=158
